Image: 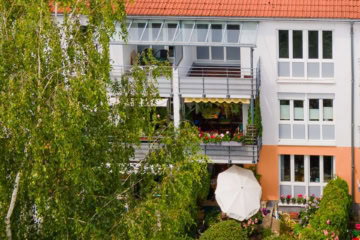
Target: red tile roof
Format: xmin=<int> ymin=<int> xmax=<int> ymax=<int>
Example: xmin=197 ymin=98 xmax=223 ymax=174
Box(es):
xmin=126 ymin=0 xmax=360 ymax=19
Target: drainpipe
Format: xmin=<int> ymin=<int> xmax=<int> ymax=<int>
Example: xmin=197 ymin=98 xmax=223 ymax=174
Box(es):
xmin=350 ymin=22 xmax=355 ymax=209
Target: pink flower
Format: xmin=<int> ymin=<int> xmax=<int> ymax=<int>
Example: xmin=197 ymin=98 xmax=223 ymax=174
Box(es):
xmin=323 ymin=230 xmax=328 ymax=236
xmin=327 ymin=219 xmax=331 ymax=225
xmin=157 ymin=114 xmax=160 ymax=118
xmin=254 ymin=218 xmax=258 ymax=223
xmin=210 ymin=135 xmax=215 ymax=139
xmin=334 ymin=236 xmax=339 ymax=240
xmin=226 ymin=131 xmax=230 ymax=134
xmin=356 ymin=224 xmax=360 ymax=230
xmin=281 ymin=195 xmax=284 ymax=198
xmin=331 ymin=232 xmax=335 ymax=237
xmin=220 ymin=133 xmax=224 ymax=138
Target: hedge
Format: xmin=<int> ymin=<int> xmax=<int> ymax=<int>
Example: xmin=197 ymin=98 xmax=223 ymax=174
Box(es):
xmin=200 ymin=220 xmax=248 ymax=240
xmin=299 ymin=177 xmax=351 ymax=239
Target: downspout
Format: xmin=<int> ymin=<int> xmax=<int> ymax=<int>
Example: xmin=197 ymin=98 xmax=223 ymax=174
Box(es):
xmin=350 ymin=22 xmax=355 ymax=208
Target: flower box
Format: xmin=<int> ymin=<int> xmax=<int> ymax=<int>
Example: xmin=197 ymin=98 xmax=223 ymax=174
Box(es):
xmin=220 ymin=141 xmax=243 ymax=146
xmin=278 ymin=202 xmax=306 ymax=207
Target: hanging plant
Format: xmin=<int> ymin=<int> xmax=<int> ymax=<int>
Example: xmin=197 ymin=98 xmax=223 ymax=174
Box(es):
xmin=199 ymin=103 xmax=220 ymax=119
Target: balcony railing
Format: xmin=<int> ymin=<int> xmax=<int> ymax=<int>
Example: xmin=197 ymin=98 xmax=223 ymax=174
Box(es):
xmin=111 ymin=60 xmax=261 ymax=99
xmin=178 ymin=64 xmax=258 ymax=98
xmin=111 ymin=65 xmax=173 ymax=97
xmin=133 ymin=138 xmax=261 ymax=164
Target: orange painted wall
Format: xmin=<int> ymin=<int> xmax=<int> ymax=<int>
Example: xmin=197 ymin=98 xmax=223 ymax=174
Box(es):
xmin=256 ymin=145 xmax=360 ymax=203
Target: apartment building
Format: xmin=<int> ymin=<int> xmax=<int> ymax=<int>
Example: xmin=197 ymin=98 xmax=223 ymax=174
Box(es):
xmin=108 ymin=0 xmax=360 ymax=206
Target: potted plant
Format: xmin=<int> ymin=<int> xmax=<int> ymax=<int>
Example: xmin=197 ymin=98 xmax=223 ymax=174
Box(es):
xmin=297 ymin=194 xmax=303 ymax=204
xmin=286 ymin=195 xmax=291 ymax=204
xmin=280 ymin=195 xmax=285 ymax=204
xmin=232 ymin=131 xmax=244 ymax=143
xmin=291 ymin=197 xmax=296 ymax=204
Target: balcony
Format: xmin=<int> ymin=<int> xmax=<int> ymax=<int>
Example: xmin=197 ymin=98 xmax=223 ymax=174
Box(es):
xmin=110 ymin=62 xmax=260 ymax=99
xmin=178 ymin=64 xmax=259 ymax=99
xmin=133 ymin=136 xmax=262 ymax=164
xmin=111 ymin=65 xmax=173 ymax=98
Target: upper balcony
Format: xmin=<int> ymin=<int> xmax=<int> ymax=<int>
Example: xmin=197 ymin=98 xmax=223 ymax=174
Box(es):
xmin=110 ymin=62 xmax=260 ymax=100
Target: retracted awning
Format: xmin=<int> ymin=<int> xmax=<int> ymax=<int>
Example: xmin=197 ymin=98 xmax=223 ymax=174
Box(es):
xmin=184 ymin=98 xmax=250 ymax=104
xmin=113 ymin=19 xmax=258 ymax=47
xmin=109 ymin=97 xmax=168 ymax=107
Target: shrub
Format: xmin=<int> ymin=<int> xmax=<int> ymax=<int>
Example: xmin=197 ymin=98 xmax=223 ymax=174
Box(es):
xmin=299 ymin=177 xmax=350 ymax=239
xmin=200 ymin=220 xmax=248 ymax=240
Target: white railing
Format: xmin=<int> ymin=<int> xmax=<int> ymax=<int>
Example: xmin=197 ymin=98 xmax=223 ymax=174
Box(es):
xmin=177 ymin=65 xmax=258 ymax=98
xmin=111 ymin=65 xmax=173 ymax=97
xmin=110 ymin=61 xmax=261 ymax=98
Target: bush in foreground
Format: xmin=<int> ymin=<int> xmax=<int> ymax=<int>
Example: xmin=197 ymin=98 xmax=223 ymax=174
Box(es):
xmin=299 ymin=177 xmax=351 ymax=239
xmin=200 ymin=220 xmax=248 ymax=240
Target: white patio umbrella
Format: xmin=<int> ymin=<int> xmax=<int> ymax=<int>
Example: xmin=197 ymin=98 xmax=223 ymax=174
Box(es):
xmin=215 ymin=165 xmax=262 ymax=221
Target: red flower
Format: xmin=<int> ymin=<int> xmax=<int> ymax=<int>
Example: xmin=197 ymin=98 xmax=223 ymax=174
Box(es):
xmin=298 ymin=194 xmax=303 ymax=198
xmin=237 ymin=135 xmax=241 ymax=139
xmin=199 ymin=132 xmax=204 ymax=138
xmin=210 ymin=135 xmax=215 ymax=139
xmin=286 ymin=195 xmax=291 ymax=199
xmin=204 ymin=136 xmax=209 ymax=140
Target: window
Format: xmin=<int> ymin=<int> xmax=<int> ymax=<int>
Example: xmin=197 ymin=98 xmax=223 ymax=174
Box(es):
xmin=279 ymin=30 xmax=289 ymax=58
xmin=279 ymin=97 xmax=335 ymax=141
xmin=279 ymin=155 xmax=335 ymax=199
xmin=211 ymin=24 xmax=222 ymax=42
xmin=323 ymin=156 xmax=334 ymax=182
xmin=196 ymin=24 xmax=208 ymax=42
xmin=280 ymin=100 xmax=290 ymax=120
xmin=278 ymin=30 xmax=334 ymax=79
xmin=308 ymin=31 xmax=319 ymax=59
xmin=294 ymin=100 xmax=304 ymax=121
xmin=294 ymin=155 xmax=304 ymax=182
xmin=195 ymin=23 xmax=240 ymax=61
xmin=309 ymin=156 xmax=320 ymax=182
xmin=323 ymin=99 xmax=333 ymax=121
xmin=323 ymin=31 xmax=333 ymax=59
xmin=293 ymin=30 xmax=303 ymax=59
xmin=151 ymin=23 xmax=162 ymax=41
xmin=309 ymin=99 xmax=319 ymax=121
xmin=281 ymin=155 xmax=291 ymax=181
xmin=227 ymin=25 xmax=240 ymax=43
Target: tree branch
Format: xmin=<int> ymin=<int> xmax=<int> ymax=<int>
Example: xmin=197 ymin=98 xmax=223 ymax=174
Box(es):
xmin=5 ymin=171 xmax=21 ymax=240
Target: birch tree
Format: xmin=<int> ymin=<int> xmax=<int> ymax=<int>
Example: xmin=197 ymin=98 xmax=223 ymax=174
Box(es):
xmin=0 ymin=0 xmax=209 ymax=239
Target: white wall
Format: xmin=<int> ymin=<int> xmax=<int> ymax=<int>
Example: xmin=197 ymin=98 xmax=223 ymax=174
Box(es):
xmin=177 ymin=46 xmax=195 ymax=76
xmin=255 ymin=20 xmax=353 ymax=147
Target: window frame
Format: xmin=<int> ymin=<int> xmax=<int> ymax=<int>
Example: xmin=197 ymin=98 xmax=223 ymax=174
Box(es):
xmin=279 ymin=155 xmax=336 ymax=199
xmin=278 ymin=97 xmax=335 ymax=142
xmin=277 ymin=29 xmax=334 ymax=80
xmin=194 ymin=22 xmax=241 ymax=63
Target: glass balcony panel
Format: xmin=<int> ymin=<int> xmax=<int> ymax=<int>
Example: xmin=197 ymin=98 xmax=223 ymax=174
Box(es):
xmin=240 ymin=22 xmax=257 ymax=45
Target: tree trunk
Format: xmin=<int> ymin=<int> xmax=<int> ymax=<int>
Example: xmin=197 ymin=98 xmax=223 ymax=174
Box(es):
xmin=5 ymin=172 xmax=21 ymax=240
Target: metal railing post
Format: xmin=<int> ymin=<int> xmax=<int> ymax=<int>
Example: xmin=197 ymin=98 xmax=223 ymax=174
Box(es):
xmin=227 ymin=78 xmax=230 ymax=98
xmin=250 ymin=48 xmax=254 ymax=124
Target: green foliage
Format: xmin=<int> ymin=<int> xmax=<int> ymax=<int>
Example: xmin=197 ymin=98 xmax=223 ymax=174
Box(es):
xmin=0 ymin=1 xmax=203 ymax=239
xmin=299 ymin=195 xmax=321 ymax=226
xmin=247 ymin=166 xmax=262 ymax=182
xmin=298 ymin=177 xmax=351 ymax=240
xmin=200 ymin=220 xmax=248 ymax=240
xmin=299 ymin=227 xmax=328 ymax=240
xmin=264 ymin=234 xmax=296 ymax=240
xmin=204 ymin=209 xmax=222 ymax=228
xmin=247 ymin=95 xmax=262 ymax=136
